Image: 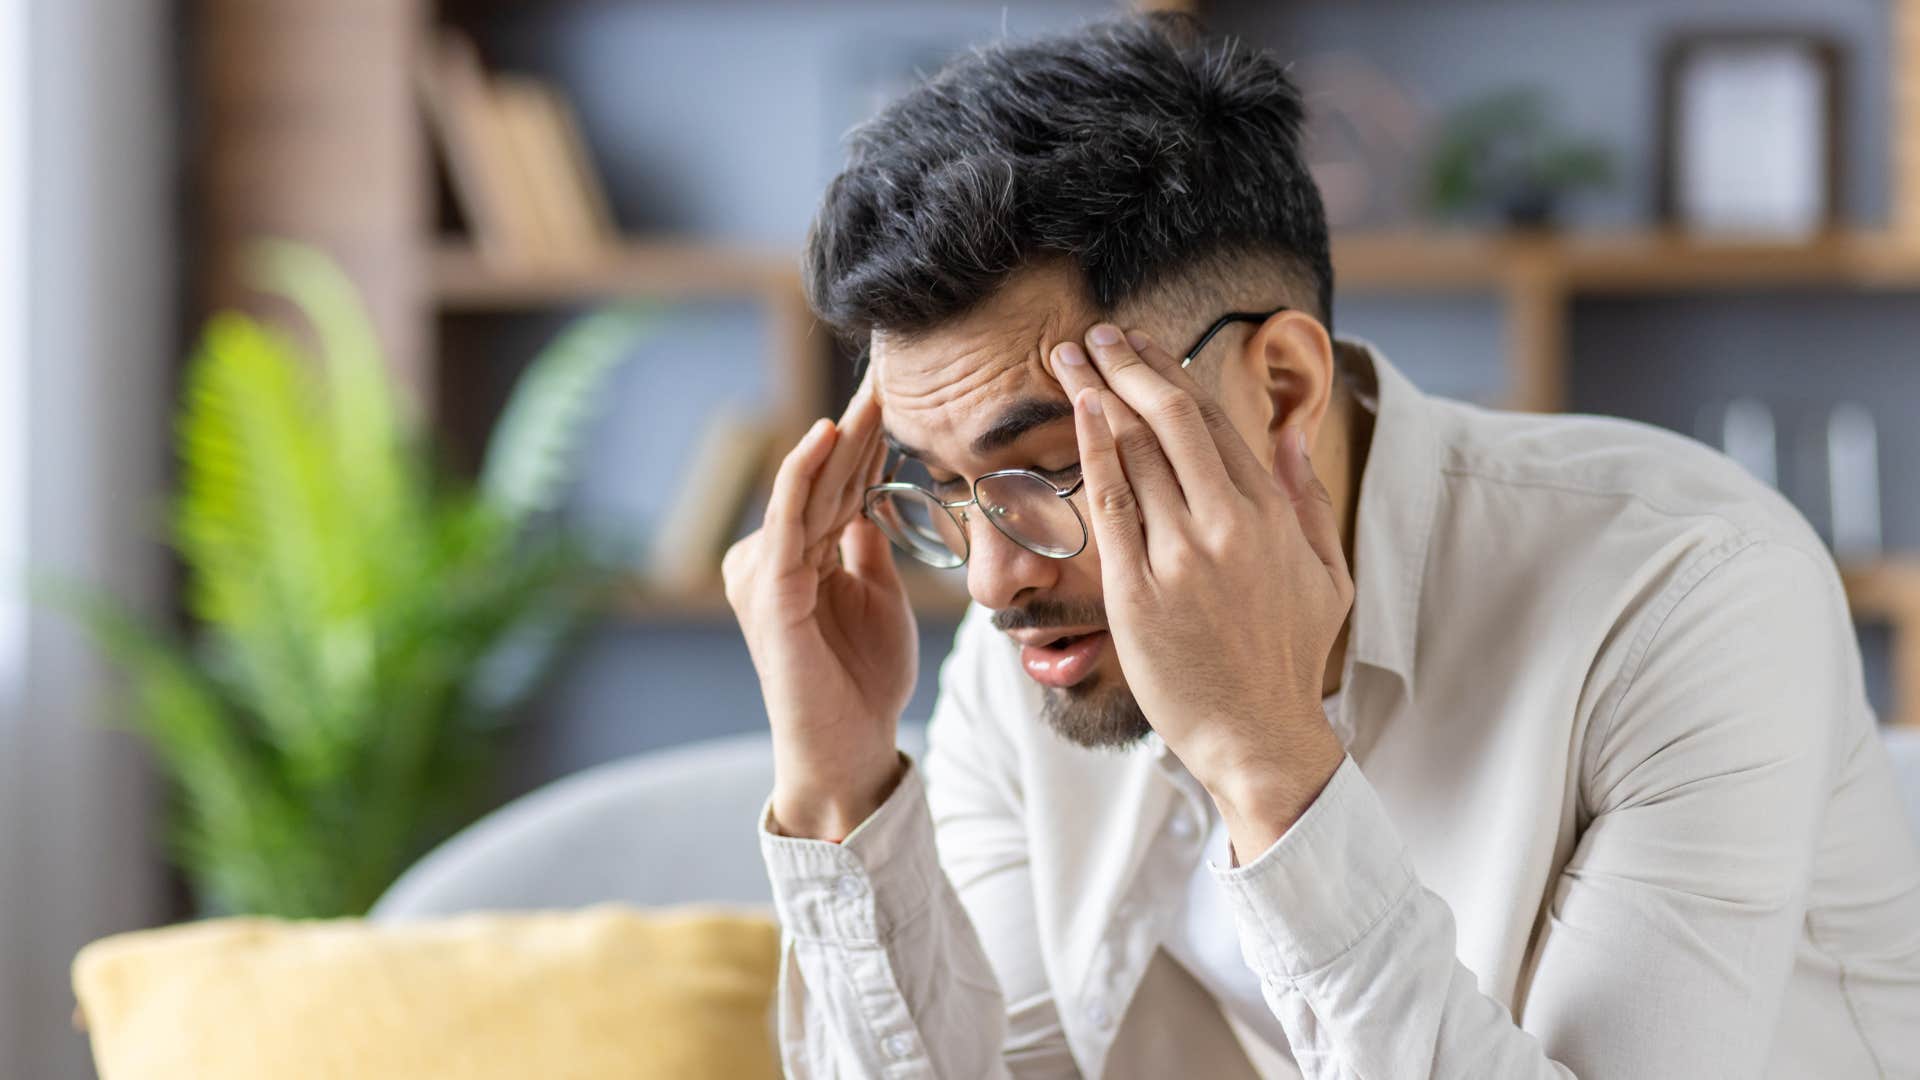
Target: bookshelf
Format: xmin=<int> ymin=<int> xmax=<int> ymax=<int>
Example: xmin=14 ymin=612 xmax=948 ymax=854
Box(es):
xmin=193 ymin=0 xmax=1920 ymax=725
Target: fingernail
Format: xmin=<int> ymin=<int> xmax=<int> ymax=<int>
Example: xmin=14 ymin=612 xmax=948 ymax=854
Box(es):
xmin=1087 ymin=324 xmax=1123 ymax=347
xmin=1055 ymin=341 xmax=1088 ymax=367
xmin=1124 ymin=330 xmax=1152 ymax=352
xmin=1079 ymin=388 xmax=1104 ymax=416
xmin=808 ymin=418 xmax=831 ymax=442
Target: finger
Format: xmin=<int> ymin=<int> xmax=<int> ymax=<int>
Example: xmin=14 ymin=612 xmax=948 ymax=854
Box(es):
xmin=813 ymin=413 xmax=895 ymax=576
xmin=805 ymin=384 xmax=881 ymax=535
xmin=1083 ymin=323 xmax=1236 ymax=510
xmin=1274 ymin=428 xmax=1351 ymax=594
xmin=1072 ymin=386 xmax=1149 ymax=583
xmin=1125 ymin=329 xmax=1274 ymax=500
xmin=822 ymin=410 xmax=886 ymax=537
xmin=1053 ymin=341 xmax=1187 ymax=520
xmin=766 ymin=418 xmax=837 ymax=570
xmin=839 ymin=514 xmax=901 ymax=587
xmin=864 ymin=429 xmax=888 ymax=488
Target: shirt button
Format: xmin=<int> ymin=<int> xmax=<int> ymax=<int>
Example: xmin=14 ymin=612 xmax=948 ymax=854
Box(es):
xmin=883 ymin=1033 xmax=914 ymax=1059
xmin=834 ymin=874 xmax=863 ymax=901
xmin=1167 ymin=814 xmax=1197 ymax=840
xmin=1085 ymin=1001 xmax=1113 ymax=1029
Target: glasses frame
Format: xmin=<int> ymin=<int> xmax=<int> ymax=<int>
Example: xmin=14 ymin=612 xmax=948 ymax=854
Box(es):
xmin=865 ymin=468 xmax=1087 ymax=569
xmin=865 ymin=306 xmax=1291 ymax=568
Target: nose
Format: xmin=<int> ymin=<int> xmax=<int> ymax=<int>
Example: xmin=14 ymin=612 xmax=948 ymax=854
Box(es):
xmin=962 ymin=509 xmax=1062 ymax=610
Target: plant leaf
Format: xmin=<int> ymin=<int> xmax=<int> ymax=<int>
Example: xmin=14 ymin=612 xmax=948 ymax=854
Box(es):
xmin=481 ymin=308 xmax=649 ymax=530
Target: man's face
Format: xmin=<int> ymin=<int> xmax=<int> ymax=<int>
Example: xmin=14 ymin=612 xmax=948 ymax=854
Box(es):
xmin=873 ymin=264 xmax=1257 ymax=750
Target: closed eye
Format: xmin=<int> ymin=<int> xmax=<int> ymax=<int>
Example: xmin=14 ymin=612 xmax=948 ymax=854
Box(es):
xmin=928 ymin=464 xmax=1078 ymax=500
xmin=1041 ymin=464 xmax=1082 ymax=489
xmin=928 ymin=476 xmax=970 ymax=501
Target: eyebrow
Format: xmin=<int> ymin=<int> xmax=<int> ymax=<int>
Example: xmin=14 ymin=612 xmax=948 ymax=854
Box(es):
xmin=882 ymin=396 xmax=1077 ymax=469
xmin=971 ymin=398 xmax=1075 ymax=456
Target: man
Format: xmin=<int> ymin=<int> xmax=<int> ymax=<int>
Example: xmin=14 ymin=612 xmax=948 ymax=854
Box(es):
xmin=723 ymin=14 xmax=1920 ymax=1078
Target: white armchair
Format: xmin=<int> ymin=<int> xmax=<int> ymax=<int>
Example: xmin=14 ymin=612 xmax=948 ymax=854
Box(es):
xmin=373 ymin=727 xmax=927 ymax=919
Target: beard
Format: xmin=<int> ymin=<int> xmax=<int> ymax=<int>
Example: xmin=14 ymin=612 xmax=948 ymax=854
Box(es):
xmin=993 ymin=597 xmax=1153 ymax=750
xmin=1039 ymin=677 xmax=1152 ymax=750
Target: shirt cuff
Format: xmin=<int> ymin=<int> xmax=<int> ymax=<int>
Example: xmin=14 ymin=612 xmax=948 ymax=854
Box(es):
xmin=1208 ymin=755 xmax=1418 ymax=978
xmin=757 ymin=753 xmax=941 ymax=945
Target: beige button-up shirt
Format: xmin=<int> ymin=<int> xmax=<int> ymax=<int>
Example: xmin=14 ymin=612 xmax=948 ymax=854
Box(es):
xmin=758 ymin=342 xmax=1920 ymax=1078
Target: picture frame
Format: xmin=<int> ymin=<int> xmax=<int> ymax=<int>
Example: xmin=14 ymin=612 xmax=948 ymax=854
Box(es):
xmin=1657 ymin=30 xmax=1844 ymax=237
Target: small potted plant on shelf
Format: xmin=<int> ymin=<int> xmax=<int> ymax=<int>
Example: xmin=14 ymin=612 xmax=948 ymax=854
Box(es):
xmin=1426 ymin=87 xmax=1616 ymax=229
xmin=52 ymin=242 xmax=644 ymax=917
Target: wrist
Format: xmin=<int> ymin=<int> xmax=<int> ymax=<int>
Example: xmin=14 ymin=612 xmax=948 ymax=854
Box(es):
xmin=770 ymin=749 xmax=906 ymax=842
xmin=1201 ymin=727 xmax=1345 ymax=860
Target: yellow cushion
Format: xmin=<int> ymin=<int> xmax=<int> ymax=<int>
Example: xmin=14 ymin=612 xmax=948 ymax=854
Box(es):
xmin=72 ymin=905 xmax=781 ymax=1080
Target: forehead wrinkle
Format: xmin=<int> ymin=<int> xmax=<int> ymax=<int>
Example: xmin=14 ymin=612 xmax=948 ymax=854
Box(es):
xmin=872 ymin=261 xmax=1090 ymax=471
xmin=878 ymin=333 xmax=1025 ymax=413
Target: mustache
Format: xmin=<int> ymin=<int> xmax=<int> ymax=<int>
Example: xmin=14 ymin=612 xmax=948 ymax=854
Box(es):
xmin=992 ymin=598 xmax=1108 ymax=633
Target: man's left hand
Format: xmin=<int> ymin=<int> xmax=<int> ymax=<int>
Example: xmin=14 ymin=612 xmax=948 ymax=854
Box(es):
xmin=1050 ymin=323 xmax=1351 ymax=859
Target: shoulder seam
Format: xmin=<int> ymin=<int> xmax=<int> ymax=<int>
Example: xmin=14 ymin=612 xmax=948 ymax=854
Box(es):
xmin=1439 ymin=463 xmax=1755 ymax=537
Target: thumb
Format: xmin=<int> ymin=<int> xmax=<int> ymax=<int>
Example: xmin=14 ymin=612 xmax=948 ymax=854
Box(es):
xmin=1274 ymin=428 xmax=1349 ymax=588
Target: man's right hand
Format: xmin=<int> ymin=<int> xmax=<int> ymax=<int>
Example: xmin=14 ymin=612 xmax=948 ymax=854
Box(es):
xmin=723 ymin=377 xmax=917 ymax=841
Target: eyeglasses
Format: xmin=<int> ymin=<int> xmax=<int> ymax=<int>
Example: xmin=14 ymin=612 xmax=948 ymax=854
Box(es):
xmin=863 ymin=307 xmax=1288 ymax=568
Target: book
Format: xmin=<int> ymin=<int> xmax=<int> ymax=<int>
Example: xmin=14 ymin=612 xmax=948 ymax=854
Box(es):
xmin=543 ymin=85 xmax=620 ymax=247
xmin=416 ymin=32 xmax=547 ymax=261
xmin=493 ymin=77 xmax=618 ymax=261
xmin=492 ymin=76 xmax=571 ymax=262
xmin=418 ymin=33 xmax=616 ymax=262
xmin=645 ymin=408 xmax=774 ymax=593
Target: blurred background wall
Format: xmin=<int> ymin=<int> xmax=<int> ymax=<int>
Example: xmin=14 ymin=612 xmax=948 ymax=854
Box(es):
xmin=6 ymin=2 xmax=1920 ymax=1076
xmin=1 ymin=1 xmax=174 ymax=1077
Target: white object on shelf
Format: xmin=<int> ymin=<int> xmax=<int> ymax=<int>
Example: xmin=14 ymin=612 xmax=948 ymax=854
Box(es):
xmin=1714 ymin=397 xmax=1779 ymax=489
xmin=1827 ymin=403 xmax=1883 ymax=560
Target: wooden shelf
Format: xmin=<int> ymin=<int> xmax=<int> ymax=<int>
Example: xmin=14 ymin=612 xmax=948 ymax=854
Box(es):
xmin=615 ymin=573 xmax=973 ymax=623
xmin=1334 ymin=229 xmax=1920 ymax=294
xmin=432 ymin=239 xmax=830 ymax=438
xmin=1841 ymin=558 xmax=1920 ymax=729
xmin=433 ymin=230 xmax=1920 ymax=309
xmin=432 ymin=242 xmax=800 ymax=309
xmin=1842 ymin=558 xmax=1920 ymax=622
xmin=1333 ymin=228 xmax=1920 ymax=414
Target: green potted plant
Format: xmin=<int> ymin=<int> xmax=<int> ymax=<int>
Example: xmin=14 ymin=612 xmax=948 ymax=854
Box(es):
xmin=1426 ymin=87 xmax=1615 ymax=228
xmin=54 ymin=242 xmax=643 ymax=917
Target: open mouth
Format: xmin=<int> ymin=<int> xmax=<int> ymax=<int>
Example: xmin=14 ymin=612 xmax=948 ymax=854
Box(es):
xmin=1018 ymin=629 xmax=1109 ymax=690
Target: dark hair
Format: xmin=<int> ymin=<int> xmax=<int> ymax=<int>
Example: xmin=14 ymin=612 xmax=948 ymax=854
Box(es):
xmin=804 ymin=13 xmax=1333 ymax=347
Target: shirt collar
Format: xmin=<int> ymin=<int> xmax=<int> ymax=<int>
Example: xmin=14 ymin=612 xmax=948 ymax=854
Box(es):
xmin=1337 ymin=337 xmax=1440 ymax=696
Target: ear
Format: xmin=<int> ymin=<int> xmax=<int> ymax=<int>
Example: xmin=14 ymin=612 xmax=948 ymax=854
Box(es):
xmin=1249 ymin=311 xmax=1336 ymax=460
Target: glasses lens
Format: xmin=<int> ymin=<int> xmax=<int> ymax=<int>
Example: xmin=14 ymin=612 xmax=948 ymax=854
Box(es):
xmin=975 ymin=472 xmax=1085 ymax=558
xmin=864 ymin=485 xmax=966 ymax=568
